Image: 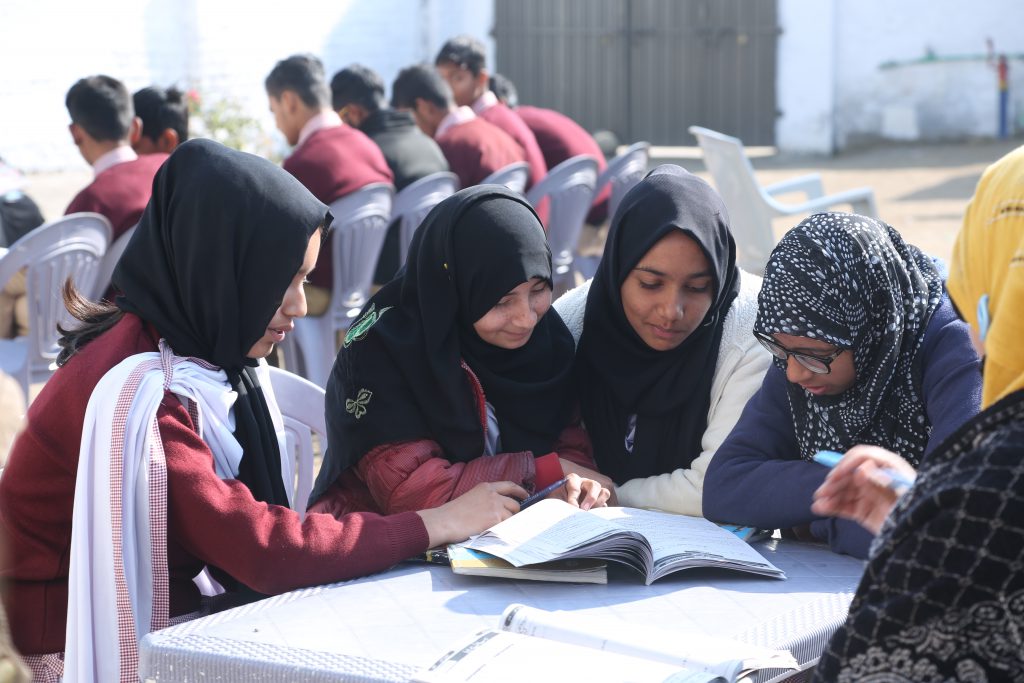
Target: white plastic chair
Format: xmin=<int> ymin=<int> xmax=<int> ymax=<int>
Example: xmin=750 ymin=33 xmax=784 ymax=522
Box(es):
xmin=0 ymin=213 xmax=111 ymax=402
xmin=284 ymin=183 xmax=394 ymax=387
xmin=688 ymin=125 xmax=878 ymax=275
xmin=267 ymin=365 xmax=326 ymax=518
xmin=480 ymin=162 xmax=530 ymax=194
xmin=392 ymin=171 xmax=459 ymax=265
xmin=91 ymin=223 xmax=137 ymax=300
xmin=594 ymin=141 xmax=651 ymax=224
xmin=525 ymin=155 xmax=600 ymax=295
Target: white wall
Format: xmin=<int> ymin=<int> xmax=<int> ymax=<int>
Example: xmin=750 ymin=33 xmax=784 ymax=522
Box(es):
xmin=0 ymin=0 xmax=493 ymax=171
xmin=777 ymin=0 xmax=1024 ymax=153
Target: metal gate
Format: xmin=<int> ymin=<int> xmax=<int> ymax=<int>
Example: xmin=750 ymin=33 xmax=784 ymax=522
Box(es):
xmin=493 ymin=0 xmax=779 ymax=145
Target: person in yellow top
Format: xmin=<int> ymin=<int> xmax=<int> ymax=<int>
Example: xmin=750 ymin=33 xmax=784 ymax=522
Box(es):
xmin=811 ymin=144 xmax=1024 ymax=681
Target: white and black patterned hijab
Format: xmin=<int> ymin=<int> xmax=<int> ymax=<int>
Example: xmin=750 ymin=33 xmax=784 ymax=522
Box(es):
xmin=754 ymin=213 xmax=944 ymax=466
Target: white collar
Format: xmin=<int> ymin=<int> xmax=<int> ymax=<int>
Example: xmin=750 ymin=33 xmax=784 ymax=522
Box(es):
xmin=92 ymin=146 xmax=137 ymax=177
xmin=436 ymin=106 xmax=476 ymax=139
xmin=471 ymin=90 xmax=499 ymax=115
xmin=296 ymin=110 xmax=343 ymax=148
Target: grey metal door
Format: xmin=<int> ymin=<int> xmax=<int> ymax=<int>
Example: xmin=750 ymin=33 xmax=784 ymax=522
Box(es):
xmin=493 ymin=0 xmax=778 ymax=145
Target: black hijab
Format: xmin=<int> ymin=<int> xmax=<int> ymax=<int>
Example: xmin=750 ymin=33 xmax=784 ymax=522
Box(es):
xmin=576 ymin=165 xmax=740 ymax=484
xmin=113 ymin=139 xmax=329 ymax=507
xmin=312 ymin=186 xmax=576 ymax=503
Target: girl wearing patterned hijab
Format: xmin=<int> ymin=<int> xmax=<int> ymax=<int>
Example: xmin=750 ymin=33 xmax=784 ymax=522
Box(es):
xmin=553 ymin=165 xmax=772 ymax=515
xmin=704 ymin=212 xmax=982 ymax=559
xmin=309 ymin=186 xmax=609 ymax=518
xmin=0 ymin=141 xmax=526 ymax=681
xmin=811 ymin=146 xmax=1024 ymax=682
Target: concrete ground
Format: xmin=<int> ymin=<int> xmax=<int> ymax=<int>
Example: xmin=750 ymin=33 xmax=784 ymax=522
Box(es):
xmin=1 ymin=137 xmax=1020 ymax=463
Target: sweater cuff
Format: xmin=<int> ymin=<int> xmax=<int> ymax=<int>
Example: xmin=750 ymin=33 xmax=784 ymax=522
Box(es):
xmin=533 ymin=452 xmax=563 ymax=490
xmin=385 ymin=510 xmax=431 ymax=560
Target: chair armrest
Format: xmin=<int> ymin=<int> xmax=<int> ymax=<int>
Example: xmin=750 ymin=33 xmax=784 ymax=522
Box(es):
xmin=764 ymin=173 xmax=824 ymax=200
xmin=766 ymin=186 xmax=878 ymax=218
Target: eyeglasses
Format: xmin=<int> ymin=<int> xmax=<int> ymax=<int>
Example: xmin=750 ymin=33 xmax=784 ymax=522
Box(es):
xmin=754 ymin=331 xmax=844 ymax=375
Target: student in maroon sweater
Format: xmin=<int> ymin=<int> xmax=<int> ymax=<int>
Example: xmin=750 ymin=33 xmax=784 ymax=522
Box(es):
xmin=0 ymin=140 xmax=525 ymax=677
xmin=490 ymin=73 xmax=611 ymax=225
xmin=390 ymin=64 xmax=525 ymax=191
xmin=64 ymin=75 xmax=168 ymax=240
xmin=265 ymin=54 xmax=393 ymax=310
xmin=309 ymin=186 xmax=612 ymax=519
xmin=132 ymin=85 xmax=189 ymax=155
xmin=435 ymin=36 xmax=547 ymax=190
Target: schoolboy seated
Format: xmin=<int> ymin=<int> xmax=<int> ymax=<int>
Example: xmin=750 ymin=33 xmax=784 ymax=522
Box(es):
xmin=390 ymin=64 xmax=524 ymax=191
xmin=132 ymin=85 xmax=189 ymax=155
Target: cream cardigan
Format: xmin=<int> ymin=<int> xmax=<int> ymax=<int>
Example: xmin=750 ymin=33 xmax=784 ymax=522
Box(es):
xmin=553 ymin=269 xmax=771 ymax=516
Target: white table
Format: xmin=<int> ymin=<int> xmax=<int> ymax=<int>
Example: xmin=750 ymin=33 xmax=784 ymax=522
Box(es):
xmin=139 ymin=539 xmax=864 ymax=683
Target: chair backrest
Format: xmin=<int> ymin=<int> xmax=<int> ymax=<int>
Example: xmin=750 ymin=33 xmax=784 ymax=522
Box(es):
xmin=327 ymin=183 xmax=394 ymax=328
xmin=688 ymin=126 xmax=778 ymax=272
xmin=391 ymin=172 xmax=459 ymax=265
xmin=267 ymin=366 xmax=326 ymax=517
xmin=595 ymin=141 xmax=651 ymax=221
xmin=480 ymin=162 xmax=530 ymax=194
xmin=0 ymin=212 xmax=111 ymax=386
xmin=91 ymin=223 xmax=138 ymax=300
xmin=525 ymin=155 xmax=600 ymax=291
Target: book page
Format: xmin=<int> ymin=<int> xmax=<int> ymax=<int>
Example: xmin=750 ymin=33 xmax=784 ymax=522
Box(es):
xmin=590 ymin=507 xmax=783 ymax=575
xmin=500 ymin=604 xmax=798 ymax=680
xmin=463 ymin=499 xmax=623 ymax=566
xmin=413 ymin=629 xmax=725 ymax=683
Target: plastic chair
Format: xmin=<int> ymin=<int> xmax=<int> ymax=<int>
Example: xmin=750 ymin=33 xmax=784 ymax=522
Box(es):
xmin=595 ymin=141 xmax=651 ymax=224
xmin=392 ymin=171 xmax=459 ymax=265
xmin=284 ymin=183 xmax=394 ymax=387
xmin=0 ymin=213 xmax=112 ymax=402
xmin=480 ymin=162 xmax=530 ymax=194
xmin=688 ymin=125 xmax=878 ymax=275
xmin=91 ymin=223 xmax=137 ymax=300
xmin=525 ymin=155 xmax=600 ymax=295
xmin=267 ymin=366 xmax=326 ymax=518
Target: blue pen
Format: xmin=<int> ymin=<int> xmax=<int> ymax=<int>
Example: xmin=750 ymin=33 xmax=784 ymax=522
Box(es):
xmin=519 ymin=477 xmax=569 ymax=510
xmin=813 ymin=450 xmax=915 ymax=492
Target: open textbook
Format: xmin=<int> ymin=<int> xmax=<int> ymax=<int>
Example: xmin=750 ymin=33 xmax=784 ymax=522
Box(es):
xmin=415 ymin=603 xmax=798 ymax=683
xmin=453 ymin=499 xmax=784 ymax=584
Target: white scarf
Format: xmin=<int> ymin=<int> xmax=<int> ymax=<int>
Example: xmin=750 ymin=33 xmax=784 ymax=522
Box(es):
xmin=63 ymin=341 xmax=288 ymax=682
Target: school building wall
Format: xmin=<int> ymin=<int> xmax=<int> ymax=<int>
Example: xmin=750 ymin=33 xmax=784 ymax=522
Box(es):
xmin=778 ymin=0 xmax=1024 ymax=153
xmin=0 ymin=0 xmax=494 ymax=172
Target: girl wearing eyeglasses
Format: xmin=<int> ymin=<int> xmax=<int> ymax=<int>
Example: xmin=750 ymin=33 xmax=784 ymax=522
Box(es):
xmin=810 ymin=146 xmax=1024 ymax=682
xmin=703 ymin=212 xmax=982 ymax=558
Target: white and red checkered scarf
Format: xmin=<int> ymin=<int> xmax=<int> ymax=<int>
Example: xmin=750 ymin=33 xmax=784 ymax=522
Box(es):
xmin=62 ymin=340 xmax=288 ymax=683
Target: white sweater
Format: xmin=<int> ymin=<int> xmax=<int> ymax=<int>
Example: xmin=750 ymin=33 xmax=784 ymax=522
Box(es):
xmin=553 ymin=269 xmax=771 ymax=516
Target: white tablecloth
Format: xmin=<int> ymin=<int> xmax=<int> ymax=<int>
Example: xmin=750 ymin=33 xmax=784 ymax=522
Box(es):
xmin=139 ymin=539 xmax=864 ymax=682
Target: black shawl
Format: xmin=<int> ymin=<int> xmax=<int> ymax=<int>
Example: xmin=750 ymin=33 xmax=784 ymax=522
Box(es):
xmin=312 ymin=186 xmax=576 ymax=503
xmin=753 ymin=212 xmax=943 ymax=466
xmin=113 ymin=138 xmax=329 ymax=507
xmin=576 ymin=165 xmax=740 ymax=484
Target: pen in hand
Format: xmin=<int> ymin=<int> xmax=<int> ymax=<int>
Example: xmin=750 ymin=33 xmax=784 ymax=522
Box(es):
xmin=519 ymin=477 xmax=569 ymax=511
xmin=813 ymin=450 xmax=915 ymax=492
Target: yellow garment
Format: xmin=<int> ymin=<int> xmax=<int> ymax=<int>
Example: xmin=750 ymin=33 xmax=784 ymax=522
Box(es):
xmin=948 ymin=144 xmax=1024 ymax=407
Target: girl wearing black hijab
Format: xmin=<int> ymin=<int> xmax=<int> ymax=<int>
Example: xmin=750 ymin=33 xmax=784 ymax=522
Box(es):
xmin=0 ymin=140 xmax=524 ymax=680
xmin=309 ymin=186 xmax=609 ymax=517
xmin=553 ymin=165 xmax=771 ymax=516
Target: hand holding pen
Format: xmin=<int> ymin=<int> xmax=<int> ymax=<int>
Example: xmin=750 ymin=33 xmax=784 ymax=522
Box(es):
xmin=811 ymin=445 xmax=917 ymax=535
xmin=520 ymin=473 xmax=611 ymax=512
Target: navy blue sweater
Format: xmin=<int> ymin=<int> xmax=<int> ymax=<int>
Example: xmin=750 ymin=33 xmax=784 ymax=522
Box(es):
xmin=702 ymin=297 xmax=982 ymax=558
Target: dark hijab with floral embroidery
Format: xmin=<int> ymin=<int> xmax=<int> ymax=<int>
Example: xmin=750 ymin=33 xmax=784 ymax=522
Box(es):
xmin=311 ymin=186 xmax=576 ymax=505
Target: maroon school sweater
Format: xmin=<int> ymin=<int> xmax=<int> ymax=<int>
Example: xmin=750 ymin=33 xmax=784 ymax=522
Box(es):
xmin=517 ymin=105 xmax=610 ymax=224
xmin=283 ymin=125 xmax=394 ymax=289
xmin=477 ymin=102 xmax=547 ymax=189
xmin=65 ymin=153 xmax=168 ymax=240
xmin=436 ymin=118 xmax=526 ymax=190
xmin=0 ymin=313 xmax=427 ymax=654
